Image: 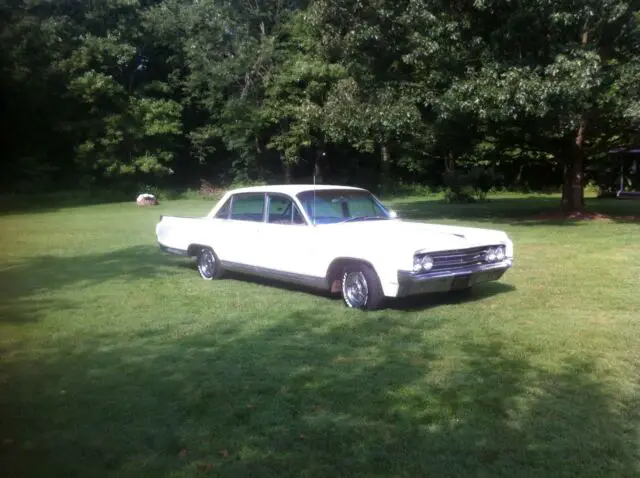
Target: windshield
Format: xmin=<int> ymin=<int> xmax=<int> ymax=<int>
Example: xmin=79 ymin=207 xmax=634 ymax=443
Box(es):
xmin=296 ymin=189 xmax=391 ymax=225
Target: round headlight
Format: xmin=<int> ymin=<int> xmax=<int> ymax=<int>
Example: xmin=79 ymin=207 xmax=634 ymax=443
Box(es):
xmin=412 ymin=261 xmax=423 ymax=272
xmin=421 ymin=255 xmax=434 ymax=271
xmin=496 ymin=246 xmax=505 ymax=261
xmin=486 ymin=248 xmax=497 ymax=262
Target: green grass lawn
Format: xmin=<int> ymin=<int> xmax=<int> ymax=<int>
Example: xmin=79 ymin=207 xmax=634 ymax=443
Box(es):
xmin=1 ymin=194 xmax=639 ymax=477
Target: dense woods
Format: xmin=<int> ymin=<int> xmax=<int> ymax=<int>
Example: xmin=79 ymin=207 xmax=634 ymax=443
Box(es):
xmin=1 ymin=0 xmax=639 ymax=211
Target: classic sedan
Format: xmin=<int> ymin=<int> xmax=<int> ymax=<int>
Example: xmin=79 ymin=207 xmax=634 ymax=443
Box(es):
xmin=156 ymin=184 xmax=514 ymax=310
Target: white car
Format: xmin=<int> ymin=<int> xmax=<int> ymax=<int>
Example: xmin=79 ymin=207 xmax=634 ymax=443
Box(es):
xmin=156 ymin=184 xmax=514 ymax=310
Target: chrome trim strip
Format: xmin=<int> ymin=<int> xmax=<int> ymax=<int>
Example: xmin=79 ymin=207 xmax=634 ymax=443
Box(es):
xmin=220 ymin=261 xmax=328 ymax=290
xmin=396 ymin=259 xmax=512 ymax=297
xmin=414 ymin=245 xmax=507 ymax=273
xmin=414 ymin=244 xmax=503 ymax=256
xmin=158 ymin=243 xmax=189 ymax=256
xmin=399 ymin=259 xmax=513 ymax=283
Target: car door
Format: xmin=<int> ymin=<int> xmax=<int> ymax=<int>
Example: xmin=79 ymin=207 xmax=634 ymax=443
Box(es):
xmin=212 ymin=192 xmax=266 ymax=267
xmin=259 ymin=193 xmax=318 ymax=278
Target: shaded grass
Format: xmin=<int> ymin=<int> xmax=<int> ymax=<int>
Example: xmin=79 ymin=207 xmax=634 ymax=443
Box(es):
xmin=392 ymin=193 xmax=640 ymax=225
xmin=0 ymin=194 xmax=639 ymax=477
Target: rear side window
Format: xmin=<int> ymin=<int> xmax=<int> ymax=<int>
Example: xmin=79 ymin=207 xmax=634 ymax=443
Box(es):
xmin=229 ymin=194 xmax=265 ymax=222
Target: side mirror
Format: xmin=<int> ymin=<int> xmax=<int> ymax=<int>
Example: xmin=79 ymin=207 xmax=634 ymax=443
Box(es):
xmin=388 ymin=209 xmax=398 ymax=219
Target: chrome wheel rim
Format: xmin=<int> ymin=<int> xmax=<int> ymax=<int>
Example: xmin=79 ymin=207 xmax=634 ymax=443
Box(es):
xmin=342 ymin=271 xmax=368 ymax=308
xmin=197 ymin=250 xmax=216 ymax=279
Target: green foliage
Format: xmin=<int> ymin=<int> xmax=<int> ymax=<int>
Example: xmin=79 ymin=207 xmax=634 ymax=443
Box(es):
xmin=60 ymin=1 xmax=182 ymax=177
xmin=1 ymin=0 xmax=639 ymax=210
xmin=259 ymin=11 xmax=348 ymax=164
xmin=76 ymin=97 xmax=182 ymax=176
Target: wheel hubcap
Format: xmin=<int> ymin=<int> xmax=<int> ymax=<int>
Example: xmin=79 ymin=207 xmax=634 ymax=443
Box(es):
xmin=343 ymin=271 xmax=368 ymax=308
xmin=198 ymin=250 xmax=216 ymax=278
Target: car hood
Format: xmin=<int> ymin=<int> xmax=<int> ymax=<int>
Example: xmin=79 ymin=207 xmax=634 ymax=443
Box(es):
xmin=325 ymin=219 xmax=508 ymax=253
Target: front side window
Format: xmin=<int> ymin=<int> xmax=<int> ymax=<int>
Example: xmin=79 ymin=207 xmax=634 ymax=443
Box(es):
xmin=296 ymin=189 xmax=390 ymax=225
xmin=267 ymin=194 xmax=306 ymax=225
xmin=229 ymin=193 xmax=265 ymax=222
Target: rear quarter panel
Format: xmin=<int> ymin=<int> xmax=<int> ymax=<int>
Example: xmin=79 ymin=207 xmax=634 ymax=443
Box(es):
xmin=157 ymin=217 xmax=226 ymax=255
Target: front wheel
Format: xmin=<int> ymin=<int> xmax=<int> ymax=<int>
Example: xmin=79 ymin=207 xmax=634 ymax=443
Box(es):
xmin=196 ymin=247 xmax=223 ymax=280
xmin=341 ymin=263 xmax=385 ymax=310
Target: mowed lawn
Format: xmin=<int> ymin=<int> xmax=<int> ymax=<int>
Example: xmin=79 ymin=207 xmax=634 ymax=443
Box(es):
xmin=0 ymin=194 xmax=639 ymax=477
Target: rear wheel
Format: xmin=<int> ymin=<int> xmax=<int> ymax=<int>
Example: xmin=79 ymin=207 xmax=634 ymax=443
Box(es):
xmin=196 ymin=247 xmax=223 ymax=280
xmin=341 ymin=263 xmax=385 ymax=310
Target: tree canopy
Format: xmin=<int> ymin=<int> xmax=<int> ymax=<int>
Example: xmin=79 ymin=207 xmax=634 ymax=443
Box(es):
xmin=1 ymin=0 xmax=639 ymax=210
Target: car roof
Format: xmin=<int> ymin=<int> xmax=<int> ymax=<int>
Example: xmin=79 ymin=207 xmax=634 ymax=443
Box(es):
xmin=228 ymin=184 xmax=368 ymax=196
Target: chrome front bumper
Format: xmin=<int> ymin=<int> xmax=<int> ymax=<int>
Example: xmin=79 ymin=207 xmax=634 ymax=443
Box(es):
xmin=396 ymin=259 xmax=513 ymax=297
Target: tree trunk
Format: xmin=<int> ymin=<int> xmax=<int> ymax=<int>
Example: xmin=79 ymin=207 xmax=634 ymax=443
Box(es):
xmin=561 ymin=117 xmax=587 ymax=213
xmin=445 ymin=152 xmax=456 ymax=173
xmin=314 ymin=147 xmax=325 ymax=183
xmin=560 ymin=21 xmax=590 ymax=213
xmin=515 ymin=162 xmax=525 ymax=186
xmin=380 ymin=144 xmax=390 ymax=193
xmin=283 ymin=159 xmax=292 ymax=184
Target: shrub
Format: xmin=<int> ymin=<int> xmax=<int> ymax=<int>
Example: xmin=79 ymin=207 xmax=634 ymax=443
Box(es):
xmin=442 ymin=167 xmax=503 ymax=203
xmin=378 ymin=181 xmax=438 ymax=199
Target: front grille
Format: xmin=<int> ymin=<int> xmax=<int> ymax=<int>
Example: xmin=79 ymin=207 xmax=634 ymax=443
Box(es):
xmin=426 ymin=245 xmax=500 ymax=273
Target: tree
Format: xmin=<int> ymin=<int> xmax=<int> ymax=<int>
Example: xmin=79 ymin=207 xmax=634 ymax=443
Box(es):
xmin=57 ymin=0 xmax=182 ymax=181
xmin=260 ymin=10 xmax=347 ymax=182
xmin=309 ymin=0 xmax=427 ymax=191
xmin=437 ymin=0 xmax=640 ymax=212
xmin=1 ymin=0 xmax=638 ymax=200
xmin=177 ymin=0 xmax=304 ymax=182
xmin=0 ymin=0 xmax=77 ymax=191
